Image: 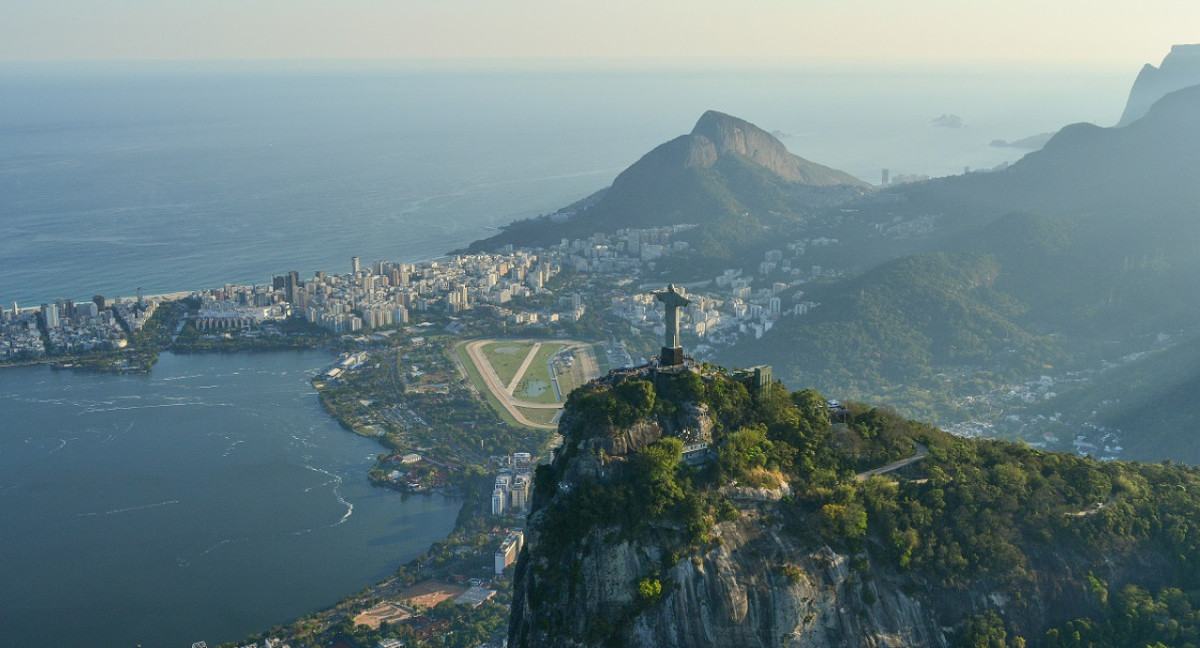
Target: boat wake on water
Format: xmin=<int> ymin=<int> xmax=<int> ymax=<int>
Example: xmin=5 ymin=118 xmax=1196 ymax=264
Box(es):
xmin=77 ymin=499 xmax=181 ymax=517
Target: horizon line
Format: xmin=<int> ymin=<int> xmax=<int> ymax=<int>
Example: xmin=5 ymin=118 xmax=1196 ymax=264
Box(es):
xmin=0 ymin=55 xmax=1141 ymax=73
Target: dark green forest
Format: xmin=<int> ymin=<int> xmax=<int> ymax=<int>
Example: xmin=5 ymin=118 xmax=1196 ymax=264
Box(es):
xmin=524 ymin=367 xmax=1200 ymax=647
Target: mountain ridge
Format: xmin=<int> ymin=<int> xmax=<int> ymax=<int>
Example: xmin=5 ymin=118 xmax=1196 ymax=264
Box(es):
xmin=720 ymin=81 xmax=1200 ymax=429
xmin=1117 ymin=43 xmax=1200 ymax=126
xmin=686 ymin=110 xmax=866 ymax=186
xmin=468 ymin=111 xmax=867 ymax=252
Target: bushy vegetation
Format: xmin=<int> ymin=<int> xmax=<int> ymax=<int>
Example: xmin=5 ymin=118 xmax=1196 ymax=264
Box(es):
xmin=1043 ymin=585 xmax=1200 ymax=648
xmin=563 ymin=378 xmax=659 ymax=430
xmin=528 ymin=366 xmax=1200 ymax=647
xmin=531 ymin=372 xmax=835 ymax=605
xmin=800 ymin=407 xmax=1200 ymax=594
xmin=727 ymin=252 xmax=1066 ymax=422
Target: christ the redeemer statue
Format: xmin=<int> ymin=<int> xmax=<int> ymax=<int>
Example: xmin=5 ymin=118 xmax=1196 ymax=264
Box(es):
xmin=655 ymin=284 xmax=690 ymax=366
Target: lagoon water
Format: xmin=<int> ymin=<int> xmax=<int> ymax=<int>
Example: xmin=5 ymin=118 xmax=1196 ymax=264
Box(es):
xmin=0 ymin=351 xmax=459 ymax=648
xmin=0 ymin=60 xmax=1139 ymax=646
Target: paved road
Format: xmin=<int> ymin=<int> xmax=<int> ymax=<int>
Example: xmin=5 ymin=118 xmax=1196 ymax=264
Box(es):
xmin=856 ymin=442 xmax=930 ymax=481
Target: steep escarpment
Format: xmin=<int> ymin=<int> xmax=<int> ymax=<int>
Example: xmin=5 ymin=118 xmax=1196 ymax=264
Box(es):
xmin=688 ymin=110 xmax=866 ymax=186
xmin=509 ymin=364 xmax=1200 ymax=648
xmin=1118 ymin=43 xmax=1200 ymax=126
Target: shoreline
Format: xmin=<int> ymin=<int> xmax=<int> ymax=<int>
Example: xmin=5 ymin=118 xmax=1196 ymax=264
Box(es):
xmin=5 ymin=252 xmax=560 ymax=646
xmin=0 ymin=348 xmax=464 ymax=648
xmin=9 ymin=290 xmax=195 ymax=315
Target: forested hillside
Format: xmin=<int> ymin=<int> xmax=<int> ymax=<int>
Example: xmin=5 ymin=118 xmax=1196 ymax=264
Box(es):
xmin=511 ymin=366 xmax=1200 ymax=647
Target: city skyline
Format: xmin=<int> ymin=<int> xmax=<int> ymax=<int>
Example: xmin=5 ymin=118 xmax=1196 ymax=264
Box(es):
xmin=0 ymin=0 xmax=1195 ymax=67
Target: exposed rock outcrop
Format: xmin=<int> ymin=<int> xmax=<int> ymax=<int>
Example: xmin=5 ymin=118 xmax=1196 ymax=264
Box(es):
xmin=466 ymin=110 xmax=869 ymax=251
xmin=686 ymin=111 xmax=866 ymax=186
xmin=1117 ymin=43 xmax=1200 ymax=126
xmin=511 ymin=506 xmax=950 ymax=648
xmin=506 ymin=365 xmax=1173 ymax=648
xmin=508 ymin=366 xmax=956 ymax=648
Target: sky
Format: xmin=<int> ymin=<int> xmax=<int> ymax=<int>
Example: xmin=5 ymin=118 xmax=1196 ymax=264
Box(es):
xmin=0 ymin=0 xmax=1196 ymax=67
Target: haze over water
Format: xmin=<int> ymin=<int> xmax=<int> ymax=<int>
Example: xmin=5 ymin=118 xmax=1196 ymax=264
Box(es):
xmin=0 ymin=61 xmax=1131 ymax=307
xmin=0 ymin=61 xmax=1137 ymax=647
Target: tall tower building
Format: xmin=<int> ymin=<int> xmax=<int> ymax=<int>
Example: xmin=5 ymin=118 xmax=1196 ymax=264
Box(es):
xmin=881 ymin=168 xmax=889 ymax=187
xmin=286 ymin=271 xmax=301 ymax=303
xmin=41 ymin=303 xmax=60 ymax=329
xmin=351 ymin=256 xmax=361 ymax=274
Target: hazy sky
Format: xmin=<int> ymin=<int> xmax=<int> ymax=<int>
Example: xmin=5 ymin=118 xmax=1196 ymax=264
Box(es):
xmin=0 ymin=0 xmax=1195 ymax=66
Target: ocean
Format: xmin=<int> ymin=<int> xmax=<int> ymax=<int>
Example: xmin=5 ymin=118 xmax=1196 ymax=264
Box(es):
xmin=0 ymin=60 xmax=1133 ymax=307
xmin=0 ymin=60 xmax=1137 ymax=646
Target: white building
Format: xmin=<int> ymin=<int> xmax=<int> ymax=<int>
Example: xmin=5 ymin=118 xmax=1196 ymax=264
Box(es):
xmin=494 ymin=531 xmax=525 ymax=574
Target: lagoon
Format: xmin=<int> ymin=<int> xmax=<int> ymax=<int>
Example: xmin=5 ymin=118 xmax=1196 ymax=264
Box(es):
xmin=0 ymin=350 xmax=459 ymax=648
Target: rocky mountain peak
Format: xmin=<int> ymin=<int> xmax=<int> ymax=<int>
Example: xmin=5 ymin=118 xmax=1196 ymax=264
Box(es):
xmin=684 ymin=110 xmax=865 ymax=186
xmin=1117 ymin=43 xmax=1200 ymax=126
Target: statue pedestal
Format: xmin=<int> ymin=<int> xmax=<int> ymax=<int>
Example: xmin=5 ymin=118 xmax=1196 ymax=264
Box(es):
xmin=660 ymin=346 xmax=684 ymax=367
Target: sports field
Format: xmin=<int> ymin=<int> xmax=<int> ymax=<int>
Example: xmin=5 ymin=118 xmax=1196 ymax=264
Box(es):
xmin=455 ymin=338 xmax=600 ymax=430
xmin=481 ymin=341 xmax=536 ymax=388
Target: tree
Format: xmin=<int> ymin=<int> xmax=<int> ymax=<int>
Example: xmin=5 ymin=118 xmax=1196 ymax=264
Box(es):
xmin=637 ymin=577 xmax=663 ymax=603
xmin=633 ymin=438 xmax=685 ymax=517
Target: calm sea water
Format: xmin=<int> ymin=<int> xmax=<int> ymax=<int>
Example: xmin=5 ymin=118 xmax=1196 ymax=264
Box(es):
xmin=0 ymin=351 xmax=459 ymax=648
xmin=0 ymin=61 xmax=1138 ymax=646
xmin=0 ymin=61 xmax=1132 ymax=307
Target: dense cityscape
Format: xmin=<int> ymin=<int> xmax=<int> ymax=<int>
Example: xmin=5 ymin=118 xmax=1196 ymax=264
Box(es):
xmin=1 ymin=224 xmax=824 ymax=365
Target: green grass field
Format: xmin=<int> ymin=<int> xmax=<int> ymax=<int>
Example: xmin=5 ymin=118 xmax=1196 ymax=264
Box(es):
xmin=454 ymin=339 xmax=598 ymax=430
xmin=513 ymin=343 xmax=564 ymax=404
xmin=518 ymin=407 xmax=561 ymax=426
xmin=453 ymin=342 xmax=526 ymax=429
xmin=481 ymin=341 xmax=536 ymax=387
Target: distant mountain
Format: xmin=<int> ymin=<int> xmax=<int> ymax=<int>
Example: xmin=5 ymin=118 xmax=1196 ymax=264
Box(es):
xmin=990 ymin=132 xmax=1053 ymax=150
xmin=909 ymin=83 xmax=1200 ymax=222
xmin=721 ymin=83 xmax=1200 ymax=424
xmin=468 ymin=111 xmax=867 ymax=252
xmin=727 ymin=252 xmax=1064 ymax=408
xmin=1117 ymin=43 xmax=1200 ymax=126
xmin=687 ymin=110 xmax=865 ymax=186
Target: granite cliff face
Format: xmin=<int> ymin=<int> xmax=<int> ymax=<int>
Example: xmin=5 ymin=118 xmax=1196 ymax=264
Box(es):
xmin=684 ymin=110 xmax=866 ymax=186
xmin=510 ymin=495 xmax=951 ymax=648
xmin=603 ymin=109 xmax=866 ymax=196
xmin=593 ymin=110 xmax=867 ymax=228
xmin=506 ymin=367 xmax=940 ymax=648
xmin=508 ymin=365 xmax=1200 ymax=648
xmin=1117 ymin=43 xmax=1200 ymax=126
